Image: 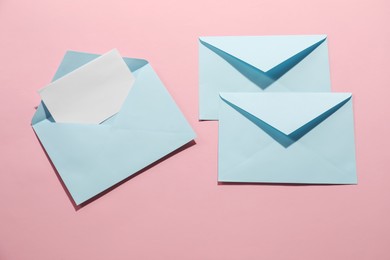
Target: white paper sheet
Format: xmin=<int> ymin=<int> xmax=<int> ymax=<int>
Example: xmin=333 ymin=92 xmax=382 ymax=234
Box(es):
xmin=38 ymin=49 xmax=135 ymax=124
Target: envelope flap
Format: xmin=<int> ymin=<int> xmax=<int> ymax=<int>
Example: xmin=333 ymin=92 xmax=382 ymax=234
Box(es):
xmin=112 ymin=64 xmax=196 ymax=136
xmin=220 ymin=92 xmax=352 ymax=135
xmin=200 ymin=35 xmax=327 ymax=72
xmin=52 ymin=50 xmax=148 ymax=82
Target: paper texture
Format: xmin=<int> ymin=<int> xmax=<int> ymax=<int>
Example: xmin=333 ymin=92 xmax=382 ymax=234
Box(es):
xmin=199 ymin=35 xmax=331 ymax=120
xmin=32 ymin=51 xmax=196 ymax=205
xmin=38 ymin=49 xmax=135 ymax=124
xmin=218 ymin=92 xmax=357 ymax=184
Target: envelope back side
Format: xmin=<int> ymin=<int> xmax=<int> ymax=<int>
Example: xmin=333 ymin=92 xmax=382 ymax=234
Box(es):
xmin=199 ymin=35 xmax=331 ymax=120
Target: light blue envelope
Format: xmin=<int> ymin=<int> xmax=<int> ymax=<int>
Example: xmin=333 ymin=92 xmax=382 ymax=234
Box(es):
xmin=199 ymin=35 xmax=331 ymax=120
xmin=218 ymin=92 xmax=357 ymax=184
xmin=32 ymin=51 xmax=196 ymax=205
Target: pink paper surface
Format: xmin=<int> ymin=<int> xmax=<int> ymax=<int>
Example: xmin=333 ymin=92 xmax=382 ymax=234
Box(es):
xmin=1 ymin=0 xmax=389 ymax=259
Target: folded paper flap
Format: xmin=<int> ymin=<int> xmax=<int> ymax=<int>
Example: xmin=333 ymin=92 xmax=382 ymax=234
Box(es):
xmin=38 ymin=49 xmax=135 ymax=124
xmin=53 ymin=51 xmax=148 ymax=82
xmin=220 ymin=92 xmax=352 ymax=135
xmin=112 ymin=63 xmax=196 ymax=136
xmin=200 ymin=35 xmax=327 ymax=72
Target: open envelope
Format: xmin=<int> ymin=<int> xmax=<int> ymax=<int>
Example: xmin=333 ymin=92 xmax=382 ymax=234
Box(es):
xmin=199 ymin=35 xmax=331 ymax=120
xmin=32 ymin=50 xmax=196 ymax=205
xmin=218 ymin=93 xmax=357 ymax=184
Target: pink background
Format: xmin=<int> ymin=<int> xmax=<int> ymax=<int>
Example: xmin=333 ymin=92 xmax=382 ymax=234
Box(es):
xmin=1 ymin=0 xmax=389 ymax=259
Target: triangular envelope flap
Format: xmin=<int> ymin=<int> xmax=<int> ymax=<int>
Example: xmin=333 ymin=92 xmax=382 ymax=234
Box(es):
xmin=32 ymin=102 xmax=52 ymax=125
xmin=113 ymin=64 xmax=196 ymax=135
xmin=220 ymin=92 xmax=352 ymax=135
xmin=200 ymin=35 xmax=327 ymax=72
xmin=53 ymin=51 xmax=148 ymax=81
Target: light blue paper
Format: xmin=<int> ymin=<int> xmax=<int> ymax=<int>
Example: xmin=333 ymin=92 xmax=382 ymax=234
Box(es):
xmin=199 ymin=35 xmax=331 ymax=120
xmin=218 ymin=92 xmax=357 ymax=184
xmin=32 ymin=51 xmax=196 ymax=205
